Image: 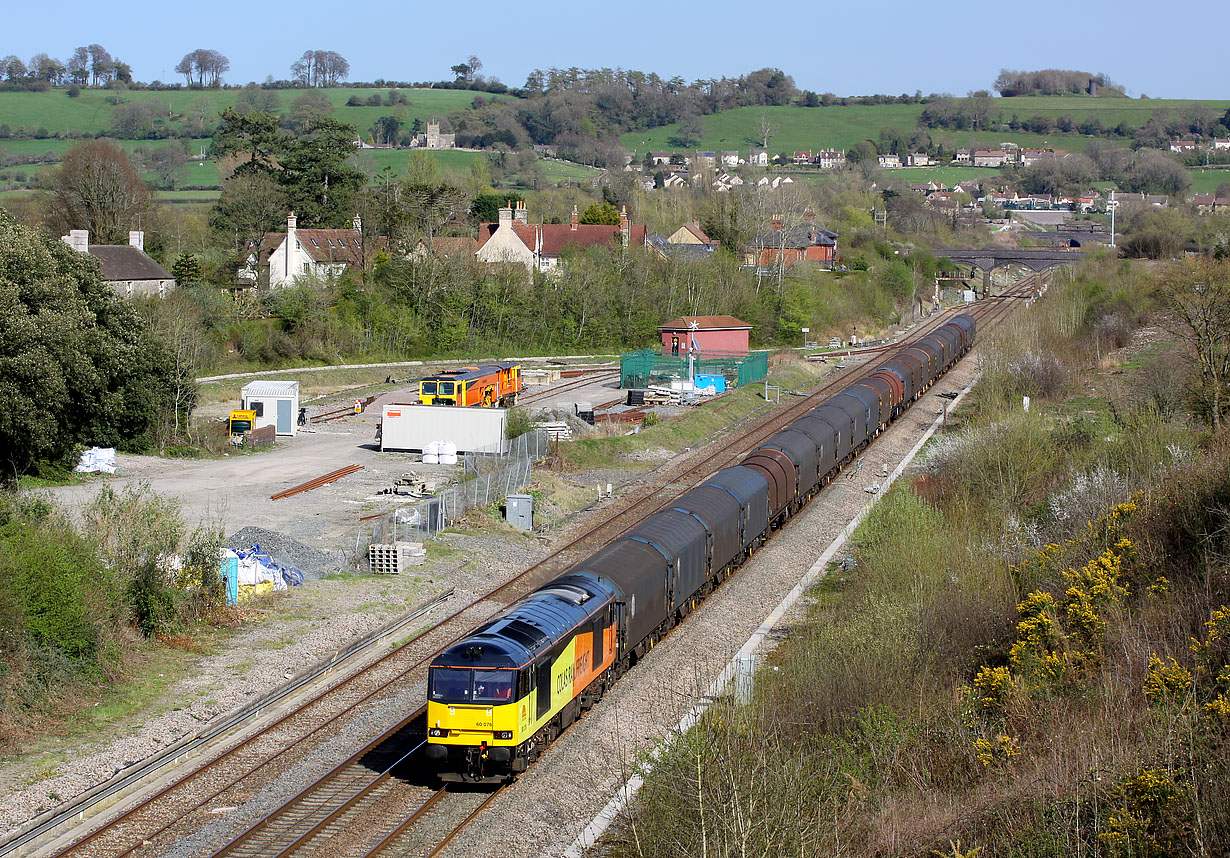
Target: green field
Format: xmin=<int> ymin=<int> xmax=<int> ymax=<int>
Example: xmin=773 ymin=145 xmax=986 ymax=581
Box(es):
xmin=538 ymin=159 xmax=601 ymax=183
xmin=619 ymin=97 xmax=1230 ymax=158
xmin=880 ymin=166 xmax=1004 ymax=186
xmin=0 ymin=87 xmax=507 ymax=137
xmin=1188 ymin=168 xmax=1230 ymax=193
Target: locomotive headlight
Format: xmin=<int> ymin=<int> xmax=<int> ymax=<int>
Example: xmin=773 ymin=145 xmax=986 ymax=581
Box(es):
xmin=494 ymin=730 xmax=513 ymax=740
xmin=429 ymin=727 xmax=445 ymax=737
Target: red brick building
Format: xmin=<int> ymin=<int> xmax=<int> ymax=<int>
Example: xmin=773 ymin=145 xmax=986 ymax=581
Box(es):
xmin=658 ymin=315 xmax=752 ymax=356
xmin=746 ymin=219 xmax=838 ymax=269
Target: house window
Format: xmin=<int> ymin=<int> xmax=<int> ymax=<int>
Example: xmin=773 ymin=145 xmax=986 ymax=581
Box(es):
xmin=311 ymin=238 xmax=319 ymax=247
xmin=327 ymin=238 xmax=335 ymax=247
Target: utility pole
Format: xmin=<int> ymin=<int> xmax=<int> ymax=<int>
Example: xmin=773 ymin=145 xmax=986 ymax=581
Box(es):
xmin=1107 ymin=190 xmax=1118 ymax=248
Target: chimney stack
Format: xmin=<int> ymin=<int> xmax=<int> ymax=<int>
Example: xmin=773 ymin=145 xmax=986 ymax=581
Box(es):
xmin=770 ymin=215 xmax=783 ymax=231
xmin=128 ymin=230 xmax=144 ymax=252
xmin=288 ymin=212 xmax=297 ymax=232
xmin=352 ymin=214 xmax=362 ymax=233
xmin=498 ymin=201 xmax=513 ymax=230
xmin=514 ymin=200 xmax=528 ymax=223
xmin=61 ymin=229 xmax=89 ymax=253
xmin=619 ymin=205 xmax=630 ymax=247
xmin=570 ymin=205 xmax=578 ymax=231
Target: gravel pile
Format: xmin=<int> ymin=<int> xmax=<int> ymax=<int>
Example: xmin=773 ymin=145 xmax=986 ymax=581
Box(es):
xmin=224 ymin=526 xmax=343 ymax=581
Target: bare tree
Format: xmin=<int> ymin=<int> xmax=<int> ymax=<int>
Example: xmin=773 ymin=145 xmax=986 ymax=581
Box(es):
xmin=176 ymin=49 xmax=230 ymax=87
xmin=291 ymin=50 xmax=349 ymax=87
xmin=1 ymin=56 xmax=26 ymax=82
xmin=757 ymin=112 xmax=775 ymax=149
xmin=87 ymin=44 xmax=112 ymax=86
xmin=67 ymin=47 xmax=90 ymax=85
xmin=1160 ymin=258 xmax=1230 ymax=429
xmin=43 ymin=140 xmax=153 ymax=243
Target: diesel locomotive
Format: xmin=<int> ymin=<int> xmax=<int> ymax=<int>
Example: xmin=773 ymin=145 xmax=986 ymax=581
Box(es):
xmin=426 ymin=315 xmax=975 ymax=782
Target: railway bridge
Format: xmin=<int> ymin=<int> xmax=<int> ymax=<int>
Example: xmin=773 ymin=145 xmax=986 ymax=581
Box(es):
xmin=934 ymin=247 xmax=1094 ymax=296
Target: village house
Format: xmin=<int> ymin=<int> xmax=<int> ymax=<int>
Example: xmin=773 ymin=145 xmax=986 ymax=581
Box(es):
xmin=720 ymin=151 xmax=741 ymax=167
xmin=814 ymin=150 xmax=845 ymax=169
xmin=648 ymin=223 xmax=719 ymax=262
xmin=878 ymin=153 xmax=901 ymax=168
xmin=973 ymin=149 xmax=1012 ymax=167
xmin=256 ymin=213 xmax=368 ymax=288
xmin=475 ymin=201 xmax=647 ymax=274
xmin=1214 ymin=139 xmax=1230 ymax=150
xmin=954 ymin=148 xmax=972 ymax=164
xmin=648 ymin=152 xmax=672 ymax=166
xmin=749 ymin=150 xmax=769 ymax=166
xmin=747 ymin=216 xmax=838 ymax=269
xmin=792 ymin=151 xmax=812 ymax=165
xmin=61 ymin=229 xmax=176 ymax=298
xmin=1169 ymin=140 xmax=1198 ymax=153
xmin=1020 ymin=148 xmax=1055 ymax=167
xmin=907 ymin=152 xmax=932 ymax=166
xmin=694 ymin=151 xmax=717 ymax=169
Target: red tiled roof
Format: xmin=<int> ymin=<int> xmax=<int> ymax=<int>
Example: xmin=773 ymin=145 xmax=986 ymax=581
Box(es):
xmin=476 ymin=222 xmax=647 ymax=257
xmin=683 ymin=224 xmax=711 ymax=243
xmin=657 ymin=315 xmax=752 ymax=331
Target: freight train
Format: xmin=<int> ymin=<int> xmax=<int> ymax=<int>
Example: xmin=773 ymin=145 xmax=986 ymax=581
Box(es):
xmin=418 ymin=363 xmax=522 ymax=407
xmin=425 ymin=315 xmax=976 ymax=782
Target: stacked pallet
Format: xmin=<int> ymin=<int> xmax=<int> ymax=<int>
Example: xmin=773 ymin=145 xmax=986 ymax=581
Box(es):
xmin=536 ymin=421 xmax=574 ymax=441
xmin=368 ymin=541 xmax=427 ymax=574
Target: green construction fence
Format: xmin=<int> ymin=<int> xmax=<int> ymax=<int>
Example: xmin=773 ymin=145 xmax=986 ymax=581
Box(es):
xmin=620 ymin=348 xmax=769 ymax=390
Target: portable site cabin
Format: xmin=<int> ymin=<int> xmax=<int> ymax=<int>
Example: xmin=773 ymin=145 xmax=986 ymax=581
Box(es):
xmin=240 ymin=380 xmax=301 ymax=437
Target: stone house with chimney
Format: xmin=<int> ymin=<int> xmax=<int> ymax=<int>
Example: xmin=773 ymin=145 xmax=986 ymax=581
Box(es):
xmin=256 ymin=213 xmax=368 ymax=288
xmin=475 ymin=201 xmax=647 ymax=274
xmin=61 ymin=229 xmax=176 ymax=298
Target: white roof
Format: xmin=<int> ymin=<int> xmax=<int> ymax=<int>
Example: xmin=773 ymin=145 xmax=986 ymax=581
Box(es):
xmin=241 ymin=379 xmax=300 ymax=398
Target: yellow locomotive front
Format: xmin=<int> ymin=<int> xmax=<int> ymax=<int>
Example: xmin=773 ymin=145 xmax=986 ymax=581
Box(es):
xmin=426 ymin=648 xmax=531 ymax=782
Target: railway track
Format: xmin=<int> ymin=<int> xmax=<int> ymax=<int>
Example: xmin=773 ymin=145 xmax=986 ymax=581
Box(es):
xmin=518 ymin=368 xmax=620 ymax=406
xmin=29 ymin=280 xmax=1039 ymax=858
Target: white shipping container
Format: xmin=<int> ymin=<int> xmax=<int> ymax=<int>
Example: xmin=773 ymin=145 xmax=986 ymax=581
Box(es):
xmin=381 ymin=404 xmax=508 ymax=453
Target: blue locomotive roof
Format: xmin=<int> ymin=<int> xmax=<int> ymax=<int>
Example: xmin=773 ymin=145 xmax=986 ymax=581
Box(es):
xmin=432 ymin=573 xmax=615 ymax=670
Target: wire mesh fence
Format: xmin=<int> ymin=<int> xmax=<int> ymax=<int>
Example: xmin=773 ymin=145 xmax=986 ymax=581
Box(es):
xmin=620 ymin=348 xmax=769 ymax=389
xmin=358 ymin=430 xmax=553 ymax=556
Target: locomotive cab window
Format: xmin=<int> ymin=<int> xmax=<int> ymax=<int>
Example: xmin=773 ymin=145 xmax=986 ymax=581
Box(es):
xmin=422 ymin=381 xmax=437 ymax=395
xmin=439 ymin=382 xmax=455 ymax=395
xmin=430 ymin=667 xmax=472 ymax=702
xmin=473 ymin=669 xmax=514 ymax=703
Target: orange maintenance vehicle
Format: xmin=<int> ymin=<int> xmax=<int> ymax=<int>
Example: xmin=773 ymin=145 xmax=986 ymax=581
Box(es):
xmin=418 ymin=363 xmax=522 ymax=407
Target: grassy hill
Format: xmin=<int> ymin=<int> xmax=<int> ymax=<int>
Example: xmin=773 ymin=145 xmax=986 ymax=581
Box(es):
xmin=619 ymin=97 xmax=1230 ymax=157
xmin=0 ymin=87 xmax=500 ymax=137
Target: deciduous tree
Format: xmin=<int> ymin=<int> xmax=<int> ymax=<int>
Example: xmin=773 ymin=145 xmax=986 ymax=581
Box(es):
xmin=0 ymin=210 xmax=176 ymax=479
xmin=43 ymin=140 xmax=153 ymax=244
xmin=1160 ymin=258 xmax=1230 ymax=428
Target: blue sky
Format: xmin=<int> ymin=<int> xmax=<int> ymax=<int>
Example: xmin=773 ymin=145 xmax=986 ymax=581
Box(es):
xmin=5 ymin=0 xmax=1227 ymax=100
